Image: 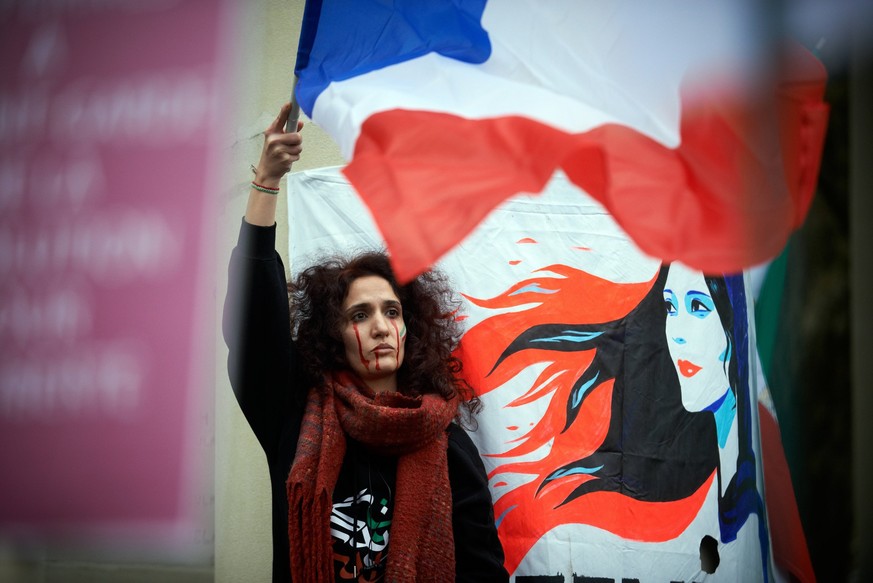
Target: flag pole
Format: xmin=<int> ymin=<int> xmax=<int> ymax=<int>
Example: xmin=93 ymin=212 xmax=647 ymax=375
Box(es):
xmin=285 ymin=74 xmax=301 ymax=133
xmin=287 ymin=0 xmax=320 ymax=133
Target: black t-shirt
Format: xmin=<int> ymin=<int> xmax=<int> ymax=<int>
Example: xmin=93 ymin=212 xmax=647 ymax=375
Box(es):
xmin=330 ymin=440 xmax=396 ymax=581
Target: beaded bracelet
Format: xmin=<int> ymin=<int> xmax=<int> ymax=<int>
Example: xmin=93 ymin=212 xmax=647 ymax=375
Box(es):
xmin=251 ymin=181 xmax=280 ymax=195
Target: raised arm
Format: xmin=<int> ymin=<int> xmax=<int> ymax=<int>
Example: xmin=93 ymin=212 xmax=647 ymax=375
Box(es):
xmin=245 ymin=102 xmax=304 ymax=227
xmin=223 ymin=104 xmax=305 ymax=456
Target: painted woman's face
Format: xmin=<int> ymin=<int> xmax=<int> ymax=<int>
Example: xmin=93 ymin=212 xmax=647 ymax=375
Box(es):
xmin=663 ymin=263 xmax=729 ymax=412
xmin=340 ymin=275 xmax=407 ymax=392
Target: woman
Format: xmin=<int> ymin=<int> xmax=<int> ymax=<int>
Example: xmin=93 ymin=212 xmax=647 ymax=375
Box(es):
xmin=662 ymin=263 xmax=766 ymax=565
xmin=223 ymin=103 xmax=508 ymax=582
xmin=460 ymin=260 xmax=768 ymax=579
xmin=460 ymin=264 xmax=717 ymax=573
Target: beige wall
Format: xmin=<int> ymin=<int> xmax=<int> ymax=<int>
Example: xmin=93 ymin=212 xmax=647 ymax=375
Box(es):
xmin=0 ymin=1 xmax=340 ymax=581
xmin=214 ymin=1 xmax=343 ymax=582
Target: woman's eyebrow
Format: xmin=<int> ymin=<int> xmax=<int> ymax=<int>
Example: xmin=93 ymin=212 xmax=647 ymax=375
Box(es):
xmin=344 ymin=299 xmax=401 ymax=313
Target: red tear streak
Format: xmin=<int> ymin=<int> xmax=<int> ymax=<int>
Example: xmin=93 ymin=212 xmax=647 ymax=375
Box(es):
xmin=352 ymin=323 xmax=370 ymax=371
xmin=390 ymin=320 xmax=401 ymax=361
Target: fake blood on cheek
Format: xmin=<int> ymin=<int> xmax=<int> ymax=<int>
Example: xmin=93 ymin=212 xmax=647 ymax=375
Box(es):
xmin=352 ymin=323 xmax=371 ymax=371
xmin=390 ymin=321 xmax=404 ymax=361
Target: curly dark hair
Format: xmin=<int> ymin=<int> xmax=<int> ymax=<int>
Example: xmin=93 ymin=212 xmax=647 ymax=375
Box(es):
xmin=289 ymin=251 xmax=480 ymax=419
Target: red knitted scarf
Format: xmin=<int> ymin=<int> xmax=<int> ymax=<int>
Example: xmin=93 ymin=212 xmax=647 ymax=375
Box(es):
xmin=286 ymin=372 xmax=458 ymax=582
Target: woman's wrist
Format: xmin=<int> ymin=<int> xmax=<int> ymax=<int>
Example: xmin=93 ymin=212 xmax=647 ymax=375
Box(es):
xmin=252 ymin=172 xmax=282 ymax=189
xmin=251 ymin=161 xmax=285 ymax=186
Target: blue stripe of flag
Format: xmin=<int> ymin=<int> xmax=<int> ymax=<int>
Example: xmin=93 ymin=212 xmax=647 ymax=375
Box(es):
xmin=293 ymin=0 xmax=492 ymax=116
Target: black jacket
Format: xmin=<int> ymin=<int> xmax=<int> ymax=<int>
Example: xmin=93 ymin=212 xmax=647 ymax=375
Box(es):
xmin=223 ymin=220 xmax=508 ymax=582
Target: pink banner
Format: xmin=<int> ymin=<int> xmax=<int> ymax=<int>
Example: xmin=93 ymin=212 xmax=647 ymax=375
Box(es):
xmin=0 ymin=0 xmax=224 ymax=546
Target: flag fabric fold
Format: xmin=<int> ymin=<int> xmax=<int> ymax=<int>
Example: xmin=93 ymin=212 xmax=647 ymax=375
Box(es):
xmin=293 ymin=0 xmax=828 ymax=282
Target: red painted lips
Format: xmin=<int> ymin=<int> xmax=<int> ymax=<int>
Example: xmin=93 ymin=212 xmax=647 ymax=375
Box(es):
xmin=677 ymin=359 xmax=702 ymax=378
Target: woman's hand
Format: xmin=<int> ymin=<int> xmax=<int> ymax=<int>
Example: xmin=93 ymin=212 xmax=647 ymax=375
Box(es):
xmin=244 ymin=103 xmax=304 ymax=227
xmin=253 ymin=102 xmax=304 ymax=188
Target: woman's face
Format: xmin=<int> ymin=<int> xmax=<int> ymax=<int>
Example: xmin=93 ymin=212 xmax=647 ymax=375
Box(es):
xmin=663 ymin=263 xmax=729 ymax=411
xmin=340 ymin=275 xmax=407 ymax=392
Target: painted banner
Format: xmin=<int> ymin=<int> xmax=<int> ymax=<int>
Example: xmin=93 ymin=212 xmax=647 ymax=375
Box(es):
xmin=287 ymin=166 xmax=791 ymax=582
xmin=0 ymin=0 xmax=223 ymax=551
xmin=292 ymin=0 xmax=828 ymax=281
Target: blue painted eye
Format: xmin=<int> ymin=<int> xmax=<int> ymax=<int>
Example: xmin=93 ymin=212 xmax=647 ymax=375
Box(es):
xmin=663 ymin=290 xmax=678 ymax=316
xmin=685 ymin=291 xmax=715 ymax=319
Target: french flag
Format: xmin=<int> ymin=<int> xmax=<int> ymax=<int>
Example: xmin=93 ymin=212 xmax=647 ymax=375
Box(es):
xmin=293 ymin=0 xmax=828 ymax=283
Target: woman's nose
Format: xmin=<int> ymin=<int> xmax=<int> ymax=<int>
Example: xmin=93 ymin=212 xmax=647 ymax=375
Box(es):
xmin=372 ymin=314 xmax=390 ymax=336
